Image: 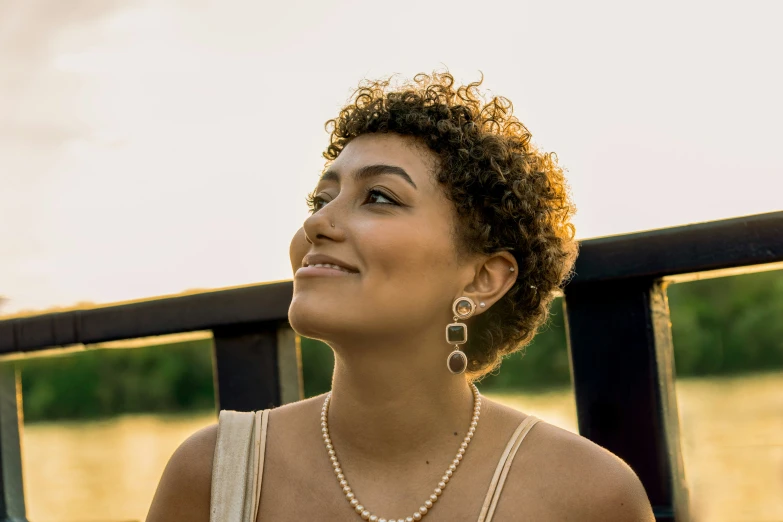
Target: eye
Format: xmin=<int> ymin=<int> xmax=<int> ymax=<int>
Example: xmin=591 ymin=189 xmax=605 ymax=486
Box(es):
xmin=306 ymin=192 xmax=330 ymax=213
xmin=364 ymin=188 xmax=398 ymax=206
xmin=307 ymin=188 xmax=399 ymax=213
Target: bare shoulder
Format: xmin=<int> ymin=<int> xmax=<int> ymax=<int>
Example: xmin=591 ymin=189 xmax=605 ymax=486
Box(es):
xmin=268 ymin=393 xmax=327 ymax=425
xmin=145 ymin=422 xmax=218 ymax=522
xmin=500 ymin=416 xmax=655 ymax=521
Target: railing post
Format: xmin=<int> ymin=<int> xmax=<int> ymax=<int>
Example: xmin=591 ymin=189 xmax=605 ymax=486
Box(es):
xmin=0 ymin=365 xmax=27 ymax=522
xmin=563 ymin=279 xmax=690 ymax=522
xmin=276 ymin=324 xmax=304 ymax=405
xmin=211 ymin=322 xmax=303 ymax=412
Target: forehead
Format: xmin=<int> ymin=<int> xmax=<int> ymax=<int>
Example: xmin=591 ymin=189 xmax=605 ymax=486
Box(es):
xmin=328 ymin=133 xmax=439 ymax=187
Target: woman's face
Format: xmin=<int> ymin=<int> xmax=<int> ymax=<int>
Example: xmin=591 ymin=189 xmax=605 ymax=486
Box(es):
xmin=289 ymin=133 xmax=473 ymax=344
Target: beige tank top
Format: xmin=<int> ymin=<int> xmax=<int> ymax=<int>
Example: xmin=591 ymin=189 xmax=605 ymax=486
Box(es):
xmin=210 ymin=409 xmax=540 ymax=522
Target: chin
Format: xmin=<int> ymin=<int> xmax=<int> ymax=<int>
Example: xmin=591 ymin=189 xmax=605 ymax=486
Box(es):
xmin=288 ymin=295 xmax=337 ymax=342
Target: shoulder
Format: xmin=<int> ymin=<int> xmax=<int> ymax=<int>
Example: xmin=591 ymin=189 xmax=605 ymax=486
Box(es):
xmin=504 ymin=419 xmax=655 ymax=521
xmin=265 ymin=394 xmax=329 ymax=453
xmin=145 ymin=421 xmax=219 ymax=522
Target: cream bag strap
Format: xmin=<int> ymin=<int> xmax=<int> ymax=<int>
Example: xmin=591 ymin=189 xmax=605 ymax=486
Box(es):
xmin=210 ymin=409 xmax=269 ymax=522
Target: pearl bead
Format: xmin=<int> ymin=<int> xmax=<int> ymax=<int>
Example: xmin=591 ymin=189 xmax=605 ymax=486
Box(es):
xmin=406 ymin=518 xmax=414 ymax=522
xmin=425 ymin=500 xmax=433 ymax=509
xmin=446 ymin=469 xmax=453 ymax=477
xmin=430 ymin=494 xmax=438 ymax=502
xmin=362 ymin=510 xmax=371 ymax=520
xmin=442 ymin=475 xmax=450 ymax=483
xmin=461 ymin=442 xmax=468 ymax=449
xmin=456 ymin=453 xmax=463 ymax=461
xmin=347 ymin=492 xmax=355 ymax=500
xmin=343 ymin=486 xmax=351 ymax=494
xmin=350 ymin=499 xmax=359 ymax=507
xmin=435 ymin=487 xmax=443 ymax=495
xmin=413 ymin=514 xmax=422 ymax=521
xmin=337 ymin=473 xmax=345 ymax=480
xmin=419 ymin=506 xmax=428 ymax=514
xmin=449 ymin=464 xmax=456 ymax=472
xmin=370 ymin=517 xmax=378 ymax=522
xmin=356 ymin=505 xmax=364 ymax=513
xmin=334 ymin=467 xmax=342 ymax=474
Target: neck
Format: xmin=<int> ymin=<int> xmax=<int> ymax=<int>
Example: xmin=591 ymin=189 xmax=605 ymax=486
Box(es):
xmin=324 ymin=330 xmax=476 ymax=467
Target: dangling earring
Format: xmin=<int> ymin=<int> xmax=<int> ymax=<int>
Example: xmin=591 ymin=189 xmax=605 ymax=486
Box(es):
xmin=446 ymin=296 xmax=475 ymax=374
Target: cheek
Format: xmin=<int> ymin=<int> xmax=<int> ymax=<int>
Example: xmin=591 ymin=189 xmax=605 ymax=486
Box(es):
xmin=363 ymin=218 xmax=459 ymax=299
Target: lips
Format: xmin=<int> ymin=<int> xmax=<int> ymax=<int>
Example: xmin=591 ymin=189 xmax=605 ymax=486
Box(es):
xmin=301 ymin=253 xmax=360 ymax=274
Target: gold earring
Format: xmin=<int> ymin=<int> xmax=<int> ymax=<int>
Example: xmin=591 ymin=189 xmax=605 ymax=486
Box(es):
xmin=446 ymin=297 xmax=475 ymax=374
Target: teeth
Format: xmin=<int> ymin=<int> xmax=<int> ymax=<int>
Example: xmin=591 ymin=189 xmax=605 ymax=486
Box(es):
xmin=308 ymin=263 xmax=353 ymax=273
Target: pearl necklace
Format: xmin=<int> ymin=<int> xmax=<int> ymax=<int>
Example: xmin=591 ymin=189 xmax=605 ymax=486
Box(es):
xmin=321 ymin=383 xmax=482 ymax=522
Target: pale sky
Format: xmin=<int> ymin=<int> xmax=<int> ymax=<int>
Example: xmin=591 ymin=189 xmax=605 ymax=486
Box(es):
xmin=1 ymin=0 xmax=781 ymax=314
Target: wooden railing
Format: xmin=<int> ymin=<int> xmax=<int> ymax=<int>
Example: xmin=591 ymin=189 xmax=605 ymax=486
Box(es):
xmin=1 ymin=210 xmax=781 ymax=521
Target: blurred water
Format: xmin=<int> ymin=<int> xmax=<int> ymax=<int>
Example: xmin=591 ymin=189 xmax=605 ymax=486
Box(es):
xmin=22 ymin=372 xmax=783 ymax=522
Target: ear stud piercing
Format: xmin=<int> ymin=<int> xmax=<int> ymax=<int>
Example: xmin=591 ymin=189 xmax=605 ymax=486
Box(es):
xmin=446 ymin=297 xmax=475 ymax=374
xmin=479 ymin=302 xmax=486 ymax=308
xmin=509 ymin=267 xmax=515 ymax=272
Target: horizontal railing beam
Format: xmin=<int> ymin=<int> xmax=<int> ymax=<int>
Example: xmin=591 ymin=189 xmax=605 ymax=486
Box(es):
xmin=0 ymin=282 xmax=292 ymax=355
xmin=570 ymin=211 xmax=783 ymax=284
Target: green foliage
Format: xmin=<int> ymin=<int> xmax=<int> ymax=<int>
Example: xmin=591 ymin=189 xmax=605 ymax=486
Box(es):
xmin=14 ymin=338 xmax=215 ymax=422
xmin=11 ymin=269 xmax=783 ymax=422
xmin=477 ymin=300 xmax=572 ymax=391
xmin=300 ymin=336 xmax=334 ymax=397
xmin=667 ymin=270 xmax=783 ymax=376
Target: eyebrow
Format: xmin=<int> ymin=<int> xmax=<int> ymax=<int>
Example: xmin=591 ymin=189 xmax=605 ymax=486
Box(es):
xmin=320 ymin=164 xmax=418 ymax=189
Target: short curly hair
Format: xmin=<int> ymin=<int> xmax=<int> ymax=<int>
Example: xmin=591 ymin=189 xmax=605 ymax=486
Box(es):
xmin=323 ymin=71 xmax=578 ymax=379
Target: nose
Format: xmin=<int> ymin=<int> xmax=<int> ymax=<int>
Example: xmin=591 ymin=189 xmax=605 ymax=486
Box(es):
xmin=302 ymin=206 xmax=346 ymax=244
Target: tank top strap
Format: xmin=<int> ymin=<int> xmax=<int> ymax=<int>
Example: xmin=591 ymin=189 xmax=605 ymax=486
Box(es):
xmin=210 ymin=409 xmax=271 ymax=522
xmin=252 ymin=409 xmax=271 ymax=521
xmin=476 ymin=415 xmax=540 ymax=522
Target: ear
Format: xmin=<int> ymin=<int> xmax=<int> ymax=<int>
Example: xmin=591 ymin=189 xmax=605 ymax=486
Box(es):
xmin=462 ymin=251 xmax=518 ymax=315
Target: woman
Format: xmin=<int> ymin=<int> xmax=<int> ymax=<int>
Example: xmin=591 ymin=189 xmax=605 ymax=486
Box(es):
xmin=146 ymin=72 xmax=655 ymax=521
